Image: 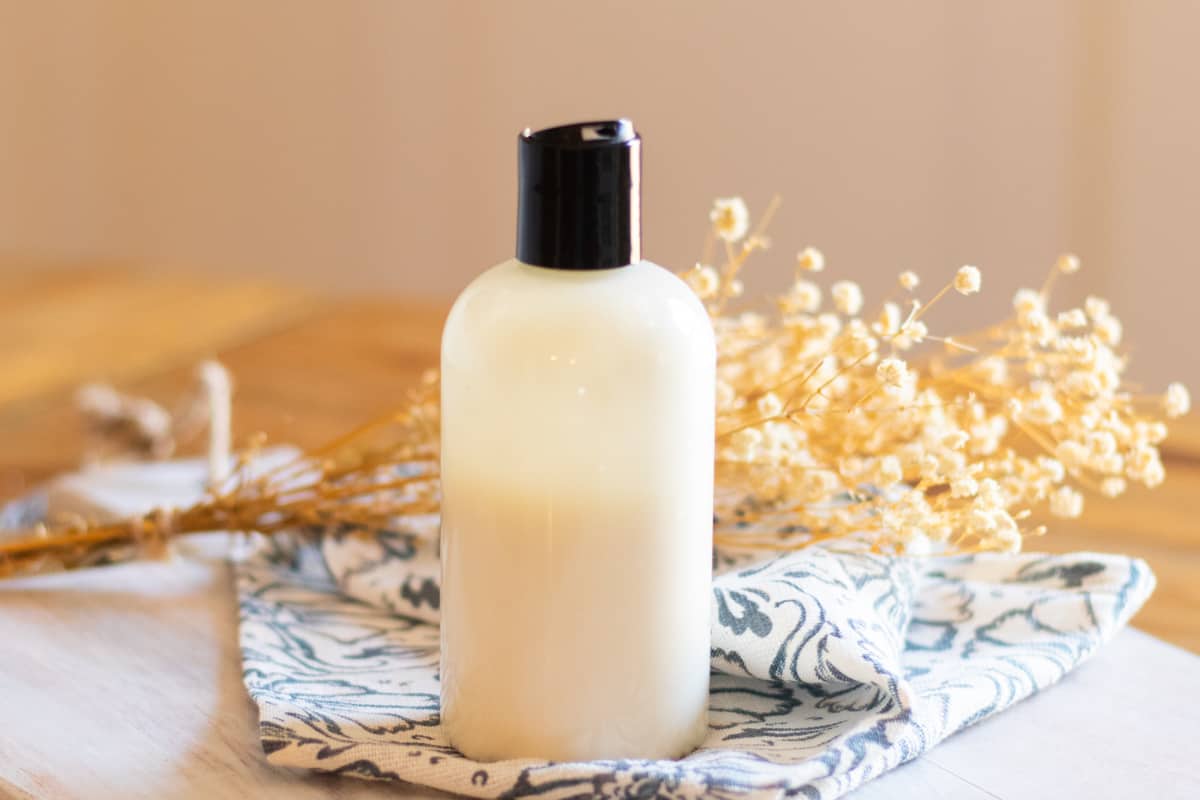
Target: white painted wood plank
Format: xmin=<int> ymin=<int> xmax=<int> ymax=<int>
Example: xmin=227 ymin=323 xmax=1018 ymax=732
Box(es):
xmin=846 ymin=758 xmax=1000 ymax=799
xmin=0 ymin=551 xmax=446 ymax=799
xmin=913 ymin=627 xmax=1200 ymax=800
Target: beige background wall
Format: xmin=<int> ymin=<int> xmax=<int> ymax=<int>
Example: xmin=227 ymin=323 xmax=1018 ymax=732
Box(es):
xmin=1 ymin=1 xmax=1196 ymax=389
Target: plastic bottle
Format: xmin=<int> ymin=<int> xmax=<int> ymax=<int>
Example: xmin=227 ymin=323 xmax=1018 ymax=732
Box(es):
xmin=439 ymin=120 xmax=715 ymax=761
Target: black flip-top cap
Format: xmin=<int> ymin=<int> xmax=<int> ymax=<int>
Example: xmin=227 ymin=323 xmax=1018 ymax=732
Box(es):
xmin=516 ymin=119 xmax=641 ymax=270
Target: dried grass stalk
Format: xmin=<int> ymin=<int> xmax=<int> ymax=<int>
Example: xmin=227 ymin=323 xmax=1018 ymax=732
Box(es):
xmin=0 ymin=378 xmax=440 ymax=579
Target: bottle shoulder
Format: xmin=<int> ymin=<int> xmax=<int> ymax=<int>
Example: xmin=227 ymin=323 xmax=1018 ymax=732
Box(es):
xmin=443 ymin=259 xmax=714 ymax=353
xmin=449 ymin=258 xmax=701 ymax=305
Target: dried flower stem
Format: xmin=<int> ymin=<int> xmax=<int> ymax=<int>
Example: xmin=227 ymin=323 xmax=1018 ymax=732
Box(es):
xmin=0 ymin=383 xmax=441 ymax=580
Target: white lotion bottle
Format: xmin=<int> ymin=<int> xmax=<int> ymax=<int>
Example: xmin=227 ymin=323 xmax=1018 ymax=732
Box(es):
xmin=439 ymin=120 xmax=715 ymax=762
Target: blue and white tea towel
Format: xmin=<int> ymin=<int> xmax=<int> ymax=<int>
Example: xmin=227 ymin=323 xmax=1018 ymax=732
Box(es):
xmin=237 ymin=518 xmax=1154 ymax=799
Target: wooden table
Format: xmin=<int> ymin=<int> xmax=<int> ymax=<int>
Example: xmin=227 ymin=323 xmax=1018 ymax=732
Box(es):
xmin=2 ymin=268 xmax=1199 ymax=799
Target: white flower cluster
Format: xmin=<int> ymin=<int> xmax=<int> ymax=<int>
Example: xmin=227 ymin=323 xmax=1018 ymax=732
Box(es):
xmin=699 ymin=198 xmax=1187 ymax=555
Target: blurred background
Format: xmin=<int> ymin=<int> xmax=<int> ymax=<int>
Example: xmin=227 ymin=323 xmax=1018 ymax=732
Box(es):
xmin=1 ymin=1 xmax=1197 ymax=392
xmin=0 ymin=1 xmax=1197 ymax=652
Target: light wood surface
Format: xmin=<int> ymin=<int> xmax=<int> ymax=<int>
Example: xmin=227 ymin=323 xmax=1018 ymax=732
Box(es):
xmin=0 ymin=538 xmax=445 ymax=800
xmin=1 ymin=268 xmax=1198 ymax=798
xmin=0 ymin=267 xmax=313 ymax=409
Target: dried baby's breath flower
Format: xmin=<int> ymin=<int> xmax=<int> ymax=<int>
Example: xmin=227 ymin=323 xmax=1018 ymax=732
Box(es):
xmin=1023 ymin=310 xmax=1056 ymax=346
xmin=1085 ymin=296 xmax=1110 ymax=321
xmin=1164 ymin=382 xmax=1191 ymax=418
xmin=989 ymin=512 xmax=1023 ymax=553
xmin=757 ymin=392 xmax=784 ymax=418
xmin=975 ymin=356 xmax=1007 ymax=384
xmin=1127 ymin=444 xmax=1164 ymax=487
xmin=943 ymin=430 xmax=969 ymax=450
xmin=697 ymin=221 xmax=1185 ymax=556
xmin=875 ymin=455 xmax=904 ymax=487
xmin=831 ymin=281 xmax=864 ymax=315
xmin=1049 ymin=486 xmax=1084 ymax=519
xmin=796 ymin=246 xmax=825 ymax=273
xmin=710 ymin=197 xmax=750 ymax=242
xmin=1094 ymin=315 xmax=1122 ymax=346
xmin=899 ymin=271 xmax=920 ymax=291
xmin=1057 ymin=309 xmax=1087 ymax=329
xmin=967 ymin=508 xmax=998 ymax=535
xmin=716 ymin=380 xmax=737 ymax=410
xmin=954 ymin=265 xmax=982 ymax=295
xmin=1101 ymin=477 xmax=1127 ymax=498
xmin=950 ymin=476 xmax=979 ymax=498
xmin=1038 ymin=456 xmax=1066 ymax=483
xmin=892 ymin=320 xmax=927 ymax=351
xmin=976 ymin=478 xmax=1005 ymax=509
xmin=1013 ymin=288 xmax=1043 ymax=318
xmin=781 ymin=280 xmax=821 ymax=314
xmin=1056 ymin=253 xmax=1081 ymax=274
xmin=874 ymin=303 xmax=901 ymax=336
xmin=729 ymin=427 xmax=763 ymax=460
xmin=876 ymin=357 xmax=908 ymax=387
xmin=688 ymin=264 xmax=721 ymax=299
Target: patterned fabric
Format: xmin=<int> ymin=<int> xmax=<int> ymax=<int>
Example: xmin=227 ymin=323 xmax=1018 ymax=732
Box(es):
xmin=238 ymin=522 xmax=1154 ymax=799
